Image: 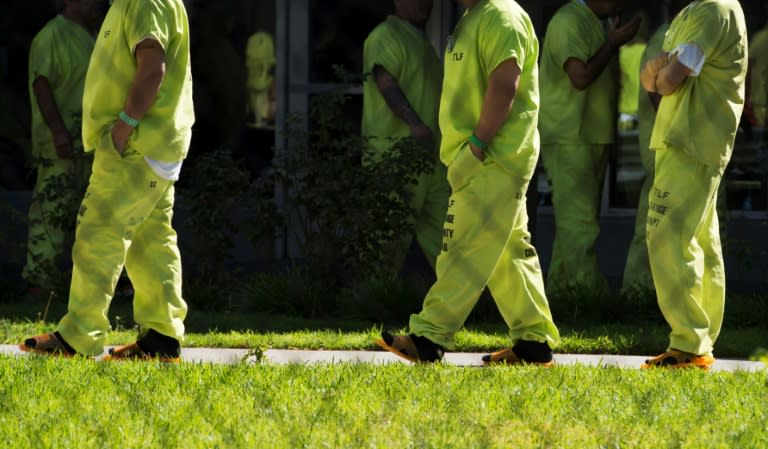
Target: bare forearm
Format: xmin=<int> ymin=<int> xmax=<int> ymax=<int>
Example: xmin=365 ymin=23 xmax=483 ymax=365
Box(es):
xmin=374 ymin=66 xmax=423 ymax=127
xmin=655 ymin=64 xmax=686 ymax=96
xmin=474 ymin=80 xmax=516 ymax=144
xmin=640 ymin=63 xmax=660 ymax=93
xmin=32 ymin=77 xmax=67 ymax=134
xmin=568 ymin=16 xmax=642 ymax=90
xmin=124 ymin=56 xmax=165 ymax=121
xmin=641 ymin=52 xmax=671 ymax=94
xmin=111 ymin=41 xmax=166 ymax=152
xmin=568 ymin=42 xmax=616 ymax=90
xmin=470 ymin=59 xmax=521 ymax=160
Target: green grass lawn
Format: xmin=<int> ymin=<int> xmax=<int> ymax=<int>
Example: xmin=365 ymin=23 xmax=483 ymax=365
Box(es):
xmin=2 ymin=291 xmax=766 ymax=448
xmin=1 ymin=294 xmax=766 ymax=358
xmin=3 ymin=356 xmax=767 ymax=449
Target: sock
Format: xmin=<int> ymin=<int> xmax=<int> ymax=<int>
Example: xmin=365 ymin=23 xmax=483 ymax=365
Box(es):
xmin=410 ymin=334 xmax=445 ymax=362
xmin=512 ymin=340 xmax=553 ymax=363
xmin=137 ymin=329 xmax=181 ymax=357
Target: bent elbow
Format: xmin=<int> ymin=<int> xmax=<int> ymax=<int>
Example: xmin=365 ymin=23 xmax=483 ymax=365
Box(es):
xmin=569 ymin=78 xmax=589 ymax=91
xmin=566 ymin=73 xmax=590 ymax=91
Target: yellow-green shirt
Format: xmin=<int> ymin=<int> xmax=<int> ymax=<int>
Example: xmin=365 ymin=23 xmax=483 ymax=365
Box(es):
xmin=28 ymin=15 xmax=94 ymax=158
xmin=650 ymin=0 xmax=747 ymax=170
xmin=440 ymin=0 xmax=539 ymax=176
xmin=619 ymin=42 xmax=646 ymax=116
xmin=83 ymin=0 xmax=194 ymax=162
xmin=362 ymin=16 xmax=442 ymax=158
xmin=539 ymin=0 xmax=618 ymax=145
xmin=637 ymin=24 xmax=669 ymax=153
xmin=748 ymin=27 xmax=768 ymax=122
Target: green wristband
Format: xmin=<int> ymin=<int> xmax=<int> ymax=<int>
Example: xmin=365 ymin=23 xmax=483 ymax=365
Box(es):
xmin=119 ymin=110 xmax=139 ymax=128
xmin=469 ymin=134 xmax=488 ymax=150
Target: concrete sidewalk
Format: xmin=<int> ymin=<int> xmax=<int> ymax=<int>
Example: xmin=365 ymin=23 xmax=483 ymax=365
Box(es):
xmin=1 ymin=345 xmax=763 ymax=372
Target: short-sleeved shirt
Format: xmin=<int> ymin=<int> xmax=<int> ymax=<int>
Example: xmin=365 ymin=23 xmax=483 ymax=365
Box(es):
xmin=440 ymin=0 xmax=540 ymax=176
xmin=82 ymin=0 xmax=194 ymax=163
xmin=637 ymin=24 xmax=669 ymax=153
xmin=650 ymin=0 xmax=747 ymax=170
xmin=28 ymin=16 xmax=94 ymax=158
xmin=539 ymin=0 xmax=619 ymax=145
xmin=362 ymin=16 xmax=442 ymax=158
xmin=748 ymin=28 xmax=768 ymax=109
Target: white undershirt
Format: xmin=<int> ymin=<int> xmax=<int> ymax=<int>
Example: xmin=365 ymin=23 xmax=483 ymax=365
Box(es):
xmin=671 ymin=43 xmax=706 ymax=76
xmin=144 ymin=157 xmax=183 ymax=181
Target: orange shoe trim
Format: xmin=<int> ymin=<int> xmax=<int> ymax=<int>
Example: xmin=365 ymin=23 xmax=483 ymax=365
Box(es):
xmin=640 ymin=350 xmax=714 ymax=370
xmin=102 ymin=342 xmax=181 ymax=364
xmin=482 ymin=347 xmax=555 ymax=367
xmin=19 ymin=332 xmax=75 ymax=358
xmin=374 ymin=338 xmax=421 ymax=364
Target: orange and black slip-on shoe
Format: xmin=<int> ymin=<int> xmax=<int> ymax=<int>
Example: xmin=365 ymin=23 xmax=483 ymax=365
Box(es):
xmin=375 ymin=331 xmax=444 ymax=363
xmin=641 ymin=350 xmax=714 ymax=370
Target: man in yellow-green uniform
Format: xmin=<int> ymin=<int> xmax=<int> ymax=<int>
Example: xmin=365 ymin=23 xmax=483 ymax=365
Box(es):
xmin=639 ymin=0 xmax=747 ymax=369
xmin=23 ymin=0 xmax=101 ymax=293
xmin=362 ymin=0 xmax=449 ymax=274
xmin=539 ymin=0 xmax=640 ymax=293
xmin=376 ymin=0 xmax=560 ymax=365
xmin=21 ymin=0 xmax=194 ymax=361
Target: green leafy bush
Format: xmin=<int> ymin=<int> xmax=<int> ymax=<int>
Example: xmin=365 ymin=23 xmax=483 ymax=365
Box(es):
xmin=176 ymin=149 xmax=253 ymax=286
xmin=238 ymin=89 xmax=434 ymax=317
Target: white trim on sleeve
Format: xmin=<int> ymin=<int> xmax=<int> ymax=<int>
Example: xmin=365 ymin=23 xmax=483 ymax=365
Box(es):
xmin=671 ymin=43 xmax=706 ymax=76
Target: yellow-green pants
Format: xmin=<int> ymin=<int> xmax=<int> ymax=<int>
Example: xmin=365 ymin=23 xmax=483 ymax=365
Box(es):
xmin=623 ymin=148 xmax=728 ymax=292
xmin=541 ymin=143 xmax=610 ymax=291
xmin=409 ymin=149 xmax=560 ymax=349
xmin=57 ymin=133 xmax=187 ymax=356
xmin=647 ymin=147 xmax=724 ymax=356
xmin=23 ymin=151 xmax=91 ymax=288
xmin=389 ymin=162 xmax=450 ymax=273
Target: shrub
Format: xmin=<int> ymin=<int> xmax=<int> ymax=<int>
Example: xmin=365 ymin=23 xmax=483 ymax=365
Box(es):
xmin=240 ymin=88 xmax=435 ymax=316
xmin=176 ymin=148 xmax=253 ymax=285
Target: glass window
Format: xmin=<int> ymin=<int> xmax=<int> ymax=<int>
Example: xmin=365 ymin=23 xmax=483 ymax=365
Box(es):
xmin=309 ymin=0 xmax=391 ymax=83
